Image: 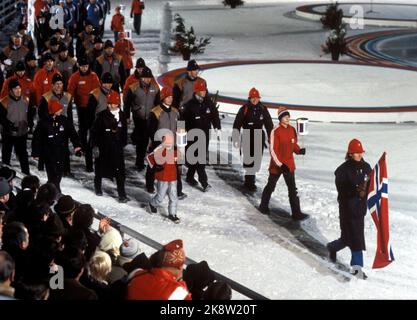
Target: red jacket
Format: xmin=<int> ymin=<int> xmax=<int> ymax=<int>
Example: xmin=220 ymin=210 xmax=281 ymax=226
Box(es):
xmin=147 ymin=147 xmax=178 ymax=182
xmin=33 ymin=67 xmax=62 ymax=105
xmin=114 ymin=39 xmax=135 ymax=70
xmin=111 ymin=13 xmax=125 ymax=32
xmin=67 ymin=71 xmax=100 ymax=107
xmin=1 ymin=74 xmax=35 ymax=102
xmin=126 ymin=268 xmax=191 ymax=300
xmin=269 ymin=123 xmax=301 ymax=174
xmin=131 ymin=0 xmax=144 ymax=15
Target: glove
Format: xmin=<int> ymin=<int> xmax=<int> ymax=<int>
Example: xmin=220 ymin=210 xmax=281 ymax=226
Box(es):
xmin=130 ymin=14 xmax=133 ymax=18
xmin=280 ymin=163 xmax=290 ymax=173
xmin=299 ymin=148 xmax=306 ymax=155
xmin=356 ymin=181 xmax=367 ymax=199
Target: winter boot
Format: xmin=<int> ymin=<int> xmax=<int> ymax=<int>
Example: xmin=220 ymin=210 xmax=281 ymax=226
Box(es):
xmin=186 ymin=177 xmax=198 ymax=186
xmin=148 ymin=202 xmax=157 ymax=213
xmin=177 ymin=191 xmax=188 ymax=200
xmin=292 ymin=212 xmax=310 ymax=221
xmin=168 ymin=215 xmax=180 ymax=224
xmin=201 ymin=183 xmax=211 ymax=192
xmin=118 ymin=196 xmax=129 ymax=203
xmin=258 ymin=205 xmax=270 ymax=215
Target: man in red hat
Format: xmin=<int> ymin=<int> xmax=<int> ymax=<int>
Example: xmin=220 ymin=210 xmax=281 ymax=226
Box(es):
xmin=233 ymin=87 xmax=273 ymax=191
xmin=182 ymin=79 xmax=221 ymax=192
xmin=90 ymin=91 xmax=128 ymax=203
xmin=32 ymin=100 xmax=82 ymax=192
xmin=327 ymin=139 xmax=371 ymax=279
xmin=126 ymin=239 xmax=191 ymax=300
xmin=259 ymin=107 xmax=308 ymax=220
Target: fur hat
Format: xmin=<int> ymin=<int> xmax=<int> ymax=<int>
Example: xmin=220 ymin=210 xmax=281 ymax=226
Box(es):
xmin=0 ymin=178 xmax=12 ymax=197
xmin=0 ymin=166 xmax=16 ymax=182
xmin=187 ymin=59 xmax=199 ymax=71
xmin=8 ymin=79 xmax=21 ymax=91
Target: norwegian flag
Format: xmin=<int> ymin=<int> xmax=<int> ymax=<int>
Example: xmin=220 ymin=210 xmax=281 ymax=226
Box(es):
xmin=367 ymin=152 xmax=395 ymax=269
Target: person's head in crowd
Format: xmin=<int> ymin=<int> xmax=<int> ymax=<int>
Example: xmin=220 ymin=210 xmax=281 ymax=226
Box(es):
xmin=107 ymin=91 xmax=120 ymax=112
xmin=101 ymin=72 xmax=113 ymax=91
xmin=52 ymin=74 xmax=64 ymax=94
xmin=88 ymin=251 xmax=112 ymax=284
xmin=49 ymin=37 xmax=60 ymax=53
xmin=59 ymin=28 xmax=67 ymax=39
xmin=44 ymin=214 xmax=66 ymax=242
xmin=140 ymin=66 xmax=153 ymax=85
xmin=8 ymin=80 xmax=22 ymax=100
xmin=0 ymin=251 xmax=15 ymax=298
xmin=15 ymin=61 xmax=26 ymax=78
xmin=84 ymin=20 xmax=94 ymax=34
xmin=149 ymin=239 xmax=186 ymax=280
xmin=203 ymin=281 xmax=232 ymax=300
xmin=56 ymin=246 xmax=85 ymax=280
xmin=77 ymin=56 xmax=90 ymax=74
xmin=58 ymin=43 xmax=69 ymax=60
xmin=187 ymin=59 xmax=199 ymax=79
xmin=64 ymin=230 xmax=88 ymax=253
xmin=118 ymin=32 xmax=125 ymax=41
xmin=115 ymin=5 xmax=121 ymax=13
xmin=194 ymin=79 xmax=207 ymax=98
xmin=98 ymin=227 xmax=123 ymax=259
xmin=36 ymin=183 xmax=58 ymax=206
xmin=59 ymin=0 xmax=65 ymax=8
xmin=42 ymin=53 xmax=55 ymax=71
xmin=135 ymin=57 xmax=146 ymax=75
xmin=72 ymin=204 xmax=94 ymax=231
xmin=117 ymin=239 xmax=140 ymax=266
xmin=0 ymin=178 xmax=12 ymax=205
xmin=104 ymin=40 xmax=114 ymax=56
xmin=55 ymin=195 xmax=76 ymax=227
xmin=0 ymin=166 xmax=16 ymax=189
xmin=21 ymin=175 xmax=40 ymax=196
xmin=25 ymin=53 xmax=37 ymax=68
xmin=183 ymin=260 xmax=215 ymax=300
xmin=11 ymin=33 xmax=22 ymax=48
xmin=93 ymin=36 xmax=103 ymax=50
xmin=160 ymin=87 xmax=173 ymax=107
xmin=14 ymin=281 xmax=49 ymax=300
xmin=122 ymin=252 xmax=151 ymax=274
xmin=1 ymin=222 xmax=30 ymax=253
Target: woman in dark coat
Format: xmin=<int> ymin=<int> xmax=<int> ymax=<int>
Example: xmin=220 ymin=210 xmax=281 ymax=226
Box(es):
xmin=91 ymin=91 xmax=128 ymax=203
xmin=327 ymin=139 xmax=371 ymax=278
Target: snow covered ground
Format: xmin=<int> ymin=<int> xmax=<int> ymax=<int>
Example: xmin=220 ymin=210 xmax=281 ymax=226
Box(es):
xmin=8 ymin=0 xmax=417 ymax=299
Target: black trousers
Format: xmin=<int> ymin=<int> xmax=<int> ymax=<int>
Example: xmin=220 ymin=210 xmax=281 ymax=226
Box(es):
xmin=185 ymin=138 xmax=209 ymax=187
xmin=133 ymin=14 xmax=142 ymax=35
xmin=242 ymin=143 xmax=264 ymax=186
xmin=260 ymin=172 xmax=301 ymax=215
xmin=1 ymin=134 xmax=30 ymax=175
xmin=76 ymin=107 xmax=94 ymax=171
xmin=45 ymin=161 xmax=63 ymax=193
xmin=133 ymin=117 xmax=150 ymax=167
xmin=94 ymin=171 xmax=126 ymax=198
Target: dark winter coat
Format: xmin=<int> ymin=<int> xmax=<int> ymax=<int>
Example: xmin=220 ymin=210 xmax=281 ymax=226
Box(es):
xmin=31 ymin=114 xmax=81 ymax=173
xmin=335 ymin=158 xmax=372 ymax=251
xmin=183 ymin=94 xmax=221 ymax=139
xmin=49 ymin=279 xmax=98 ymax=300
xmin=91 ymin=108 xmax=128 ymax=179
xmin=232 ymin=101 xmax=273 ymax=151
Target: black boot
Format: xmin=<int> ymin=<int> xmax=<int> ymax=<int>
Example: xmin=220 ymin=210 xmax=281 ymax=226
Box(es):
xmin=326 ymin=243 xmax=337 ymax=262
xmin=244 ymin=175 xmax=257 ymax=191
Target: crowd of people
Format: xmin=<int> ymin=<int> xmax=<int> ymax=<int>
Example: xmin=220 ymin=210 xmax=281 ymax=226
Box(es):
xmin=0 ymin=0 xmax=371 ymax=300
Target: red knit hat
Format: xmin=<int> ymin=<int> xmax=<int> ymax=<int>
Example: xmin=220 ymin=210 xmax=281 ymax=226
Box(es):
xmin=107 ymin=91 xmax=120 ymax=105
xmin=162 ymin=239 xmax=185 ymax=269
xmin=160 ymin=87 xmax=173 ymax=101
xmin=248 ymin=87 xmax=260 ymax=99
xmin=277 ymin=106 xmax=290 ymax=121
xmin=193 ymin=79 xmax=207 ymax=92
xmin=48 ymin=100 xmax=63 ymax=115
xmin=348 ymin=139 xmax=365 ymax=154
